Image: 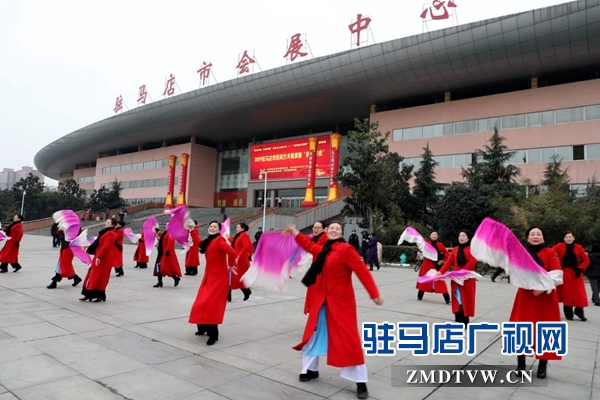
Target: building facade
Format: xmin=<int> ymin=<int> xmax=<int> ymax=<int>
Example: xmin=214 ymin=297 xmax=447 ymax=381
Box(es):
xmin=0 ymin=166 xmax=44 ymax=190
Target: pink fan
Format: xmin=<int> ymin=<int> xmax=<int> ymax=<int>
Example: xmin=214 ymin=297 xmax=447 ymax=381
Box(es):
xmin=53 ymin=210 xmax=81 ymax=242
xmin=69 ymin=229 xmax=92 ymax=265
xmin=417 ymin=269 xmax=482 ymax=286
xmin=143 ymin=217 xmax=159 ymax=257
xmin=398 ymin=227 xmax=438 ymax=261
xmin=123 ymin=227 xmax=139 ymax=244
xmin=220 ymin=218 xmax=230 ymax=237
xmin=88 ymin=236 xmax=96 ymax=245
xmin=0 ymin=231 xmax=7 ymax=241
xmin=242 ymin=231 xmax=303 ymax=292
xmin=164 ymin=205 xmax=193 ymax=250
xmin=470 ymin=218 xmax=562 ymax=291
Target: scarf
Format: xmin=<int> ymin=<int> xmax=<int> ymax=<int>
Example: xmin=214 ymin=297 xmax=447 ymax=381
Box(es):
xmin=431 ymin=240 xmax=445 ymax=263
xmin=301 ymin=238 xmax=345 ymax=287
xmin=86 ymin=228 xmax=108 ymax=255
xmin=311 ymin=232 xmax=325 ymax=242
xmin=5 ymin=221 xmax=20 ymax=236
xmin=156 ymin=231 xmax=165 ymax=258
xmin=231 ymin=231 xmax=242 ymax=248
xmin=561 ymin=243 xmax=578 ymax=270
xmin=526 ymin=243 xmax=546 ymax=267
xmin=114 ymin=227 xmax=123 ymax=251
xmin=457 ymin=241 xmax=470 ymax=266
xmin=199 ymin=233 xmax=220 ymax=254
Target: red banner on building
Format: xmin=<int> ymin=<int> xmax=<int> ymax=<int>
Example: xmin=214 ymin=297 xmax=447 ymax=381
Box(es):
xmin=214 ymin=191 xmax=247 ymax=208
xmin=249 ymin=135 xmax=331 ymax=181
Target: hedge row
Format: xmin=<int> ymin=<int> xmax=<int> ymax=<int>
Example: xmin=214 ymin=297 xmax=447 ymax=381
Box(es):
xmin=382 ymin=246 xmax=420 ymax=263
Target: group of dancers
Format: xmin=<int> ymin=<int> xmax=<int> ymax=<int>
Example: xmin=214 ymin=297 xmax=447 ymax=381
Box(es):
xmin=414 ymin=226 xmax=595 ymax=381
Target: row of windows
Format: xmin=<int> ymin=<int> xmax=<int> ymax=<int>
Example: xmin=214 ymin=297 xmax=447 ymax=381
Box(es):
xmin=125 ymin=198 xmax=166 ymax=206
xmin=101 ymin=158 xmax=181 ymax=174
xmin=100 ymin=177 xmax=179 ymax=189
xmin=77 ymin=176 xmax=95 ymax=183
xmin=403 ymin=143 xmax=600 ymax=170
xmin=393 ymin=104 xmax=600 ymax=141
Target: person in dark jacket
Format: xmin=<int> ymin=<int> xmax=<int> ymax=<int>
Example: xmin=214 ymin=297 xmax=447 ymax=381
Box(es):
xmin=361 ymin=231 xmax=369 ymax=261
xmin=348 ymin=230 xmax=360 ymax=251
xmin=587 ymin=244 xmax=600 ymax=306
xmin=367 ymin=233 xmax=380 ymax=271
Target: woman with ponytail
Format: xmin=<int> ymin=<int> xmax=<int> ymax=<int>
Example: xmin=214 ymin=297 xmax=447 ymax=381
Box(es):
xmin=283 ymin=221 xmax=383 ymax=400
xmin=227 ymin=222 xmax=253 ymax=301
xmin=437 ymin=230 xmax=477 ymax=328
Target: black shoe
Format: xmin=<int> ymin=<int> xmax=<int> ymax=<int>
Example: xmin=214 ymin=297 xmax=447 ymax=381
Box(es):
xmin=516 ymin=355 xmax=526 ymax=376
xmin=47 ymin=280 xmax=57 ymax=289
xmin=79 ymin=297 xmax=92 ymax=302
xmin=93 ymin=297 xmax=106 ymax=302
xmin=174 ymin=276 xmax=180 ymax=287
xmin=242 ymin=288 xmax=251 ymax=301
xmin=227 ymin=289 xmax=232 ymax=302
xmin=299 ymin=370 xmax=319 ymax=382
xmin=153 ymin=281 xmax=163 ymax=288
xmin=491 ymin=277 xmax=496 ymax=282
xmin=195 ymin=325 xmax=207 ymax=336
xmin=536 ymin=360 xmax=547 ymax=379
xmin=566 ymin=317 xmax=573 ymax=321
xmin=356 ymin=382 xmax=368 ymax=399
xmin=207 ymin=337 xmax=218 ymax=346
xmin=72 ymin=275 xmax=82 ymax=287
xmin=13 ymin=265 xmax=21 ymax=273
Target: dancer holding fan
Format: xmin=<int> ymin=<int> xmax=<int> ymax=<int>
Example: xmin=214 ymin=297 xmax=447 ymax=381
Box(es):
xmin=185 ymin=220 xmax=201 ymax=276
xmin=152 ymin=223 xmax=182 ymax=288
xmin=189 ymin=221 xmax=238 ymax=345
xmin=113 ymin=220 xmax=125 ymax=277
xmin=81 ymin=218 xmax=118 ymax=302
xmin=228 ymin=222 xmax=253 ymax=301
xmin=47 ymin=210 xmax=87 ymax=289
xmin=0 ymin=214 xmax=24 ymax=273
xmin=416 ymin=231 xmax=450 ymax=304
xmin=283 ymin=221 xmax=382 ymax=400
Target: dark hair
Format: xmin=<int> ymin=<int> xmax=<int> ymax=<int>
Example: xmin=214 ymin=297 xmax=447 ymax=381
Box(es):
xmin=314 ymin=221 xmax=325 ymax=229
xmin=118 ymin=220 xmax=126 ymax=227
xmin=430 ymin=231 xmax=438 ymax=236
xmin=563 ymin=230 xmax=575 ymax=237
xmin=208 ymin=220 xmax=222 ymax=230
xmin=526 ymin=226 xmax=545 ymax=241
xmin=238 ymin=222 xmax=249 ymax=231
xmin=458 ymin=230 xmax=470 ymax=238
xmin=328 ymin=220 xmax=344 ymax=232
xmin=591 ymin=243 xmax=600 ymax=253
xmin=107 ymin=217 xmax=118 ymax=227
xmin=194 ymin=220 xmax=198 ymax=225
xmin=15 ymin=214 xmax=24 ymax=221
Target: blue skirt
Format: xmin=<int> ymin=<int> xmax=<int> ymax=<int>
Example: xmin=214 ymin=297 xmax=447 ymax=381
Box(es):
xmin=305 ymin=305 xmax=328 ymax=356
xmin=455 ymin=286 xmax=462 ymax=306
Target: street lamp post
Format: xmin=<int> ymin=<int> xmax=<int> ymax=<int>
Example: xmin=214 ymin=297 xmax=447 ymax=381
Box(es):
xmin=258 ymin=169 xmax=268 ymax=230
xmin=20 ymin=188 xmax=27 ymax=216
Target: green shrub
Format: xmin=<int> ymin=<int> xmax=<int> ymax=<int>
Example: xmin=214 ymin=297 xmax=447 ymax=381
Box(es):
xmin=382 ymin=246 xmax=419 ymax=263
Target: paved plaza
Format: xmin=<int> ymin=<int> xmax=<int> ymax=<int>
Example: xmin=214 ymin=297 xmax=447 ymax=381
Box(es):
xmin=0 ymin=234 xmax=599 ymax=400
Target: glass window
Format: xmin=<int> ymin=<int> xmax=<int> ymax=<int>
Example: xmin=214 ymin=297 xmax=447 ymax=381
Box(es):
xmin=442 ymin=155 xmax=454 ymax=168
xmin=432 ymin=124 xmax=443 ymax=137
xmin=489 ymin=118 xmax=500 ymax=131
xmin=510 ymin=149 xmax=526 ymax=164
xmin=454 ymin=154 xmax=466 ymax=167
xmin=527 ymin=112 xmax=540 ymax=127
xmin=433 ymin=156 xmax=443 ymax=166
xmin=555 ymin=109 xmax=570 ymax=123
xmin=423 ymin=126 xmax=433 ymax=138
xmin=514 ymin=114 xmax=527 ymax=128
xmin=570 ymin=107 xmax=584 ymax=122
xmin=501 ymin=115 xmax=514 ymax=129
xmin=477 ymin=118 xmax=489 ymax=132
xmin=541 ymin=147 xmax=555 ymax=162
xmin=586 ymin=105 xmax=600 ymax=120
xmin=528 ymin=149 xmax=541 ymax=163
xmin=403 ymin=128 xmax=413 ymax=140
xmin=573 ymin=145 xmax=585 ymax=160
xmin=464 ymin=120 xmax=476 ymax=133
xmin=556 ymin=146 xmax=571 ymax=161
xmin=393 ymin=129 xmax=402 ymax=141
xmin=541 ymin=111 xmax=554 ymax=125
xmin=121 ymin=164 xmax=131 ymax=172
xmin=587 ymin=144 xmax=600 ymax=159
xmin=454 ymin=121 xmax=465 ymax=134
xmin=412 ymin=127 xmax=423 ymax=139
xmin=443 ymin=123 xmax=453 ymax=135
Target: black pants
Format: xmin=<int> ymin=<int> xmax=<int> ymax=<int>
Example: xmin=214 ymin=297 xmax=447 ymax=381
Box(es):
xmin=185 ymin=266 xmax=198 ymax=275
xmin=0 ymin=262 xmax=21 ymax=272
xmin=589 ymin=278 xmax=600 ymax=305
xmin=563 ymin=305 xmax=585 ymax=319
xmin=196 ymin=324 xmax=219 ymax=338
xmin=136 ymin=262 xmax=148 ymax=269
xmin=455 ymin=305 xmax=470 ymax=327
xmin=418 ymin=290 xmax=450 ymax=303
xmin=491 ymin=268 xmax=505 ymax=280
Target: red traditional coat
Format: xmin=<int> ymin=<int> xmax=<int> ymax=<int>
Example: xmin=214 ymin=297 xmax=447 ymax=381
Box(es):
xmin=416 ymin=241 xmax=449 ymax=294
xmin=228 ymin=232 xmax=253 ymax=290
xmin=82 ymin=230 xmax=116 ymax=293
xmin=509 ymin=247 xmax=562 ymax=360
xmin=304 ymin=232 xmax=329 ymax=314
xmin=133 ymin=238 xmax=149 ymax=263
xmin=294 ymin=233 xmax=380 ymax=368
xmin=0 ymin=222 xmax=23 ymax=264
xmin=58 ymin=245 xmax=76 ymax=278
xmin=154 ymin=232 xmax=182 ymax=278
xmin=439 ymin=246 xmax=477 ymax=317
xmin=112 ymin=228 xmax=124 ymax=268
xmin=553 ymin=243 xmax=590 ymax=307
xmin=189 ymin=236 xmax=238 ymax=325
xmin=185 ymin=228 xmax=201 ymax=267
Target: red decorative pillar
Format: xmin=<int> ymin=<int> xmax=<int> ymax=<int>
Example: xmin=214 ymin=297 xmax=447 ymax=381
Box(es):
xmin=326 ymin=133 xmax=342 ymax=201
xmin=164 ymin=155 xmax=177 ymax=208
xmin=301 ymin=137 xmax=318 ymax=207
xmin=177 ymin=153 xmax=190 ymax=205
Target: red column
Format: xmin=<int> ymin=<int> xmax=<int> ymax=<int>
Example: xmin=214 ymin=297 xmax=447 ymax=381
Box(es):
xmin=301 ymin=137 xmax=318 ymax=207
xmin=177 ymin=153 xmax=190 ymax=205
xmin=164 ymin=155 xmax=177 ymax=208
xmin=326 ymin=133 xmax=342 ymax=201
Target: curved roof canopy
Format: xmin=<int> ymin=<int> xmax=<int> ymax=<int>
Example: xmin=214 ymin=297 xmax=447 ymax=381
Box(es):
xmin=36 ymin=0 xmax=600 ymax=179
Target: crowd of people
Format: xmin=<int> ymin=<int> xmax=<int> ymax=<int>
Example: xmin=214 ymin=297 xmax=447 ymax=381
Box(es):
xmin=1 ymin=212 xmax=600 ymax=399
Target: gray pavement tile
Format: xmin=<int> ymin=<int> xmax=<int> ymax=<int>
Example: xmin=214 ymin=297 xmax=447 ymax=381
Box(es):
xmin=29 ymin=308 xmax=82 ymax=321
xmin=0 ymin=290 xmax=37 ymax=304
xmin=2 ymin=321 xmax=70 ymax=341
xmin=13 ymin=375 xmax=124 ymax=400
xmin=0 ymin=339 xmax=42 ymax=363
xmin=49 ymin=316 xmax=115 ymax=333
xmin=0 ymin=312 xmax=43 ymax=328
xmin=0 ymin=354 xmax=78 ymax=390
xmin=211 ymin=374 xmax=324 ymax=400
xmin=0 ymin=393 xmax=19 ymax=400
xmin=257 ymin=366 xmax=343 ymax=397
xmin=9 ymin=301 xmax=61 ymax=312
xmin=155 ymin=355 xmax=251 ymax=389
xmin=201 ymin=350 xmax=273 ymax=373
xmin=91 ymin=332 xmax=194 ymax=365
xmin=99 ymin=366 xmax=203 ymax=400
xmin=0 ymin=330 xmax=13 ymax=341
xmin=177 ymin=391 xmax=233 ymax=400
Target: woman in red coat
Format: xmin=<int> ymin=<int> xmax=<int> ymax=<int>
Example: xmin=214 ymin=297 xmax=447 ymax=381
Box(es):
xmin=0 ymin=214 xmax=24 ymax=273
xmin=553 ymin=231 xmax=590 ymax=321
xmin=47 ymin=236 xmax=82 ymax=289
xmin=133 ymin=236 xmax=149 ymax=268
xmin=185 ymin=221 xmax=201 ymax=276
xmin=153 ymin=225 xmax=182 ymax=287
xmin=112 ymin=221 xmax=125 ymax=277
xmin=228 ymin=222 xmax=253 ymax=301
xmin=284 ymin=221 xmax=383 ymax=400
xmin=189 ymin=221 xmax=238 ymax=345
xmin=80 ymin=218 xmax=117 ymax=302
xmin=303 ymin=221 xmax=329 ymax=315
xmin=416 ymin=231 xmax=450 ymax=304
xmin=510 ymin=226 xmax=562 ymax=379
xmin=438 ymin=230 xmax=477 ymax=327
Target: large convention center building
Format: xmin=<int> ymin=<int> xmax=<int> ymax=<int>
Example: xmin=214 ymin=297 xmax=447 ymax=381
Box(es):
xmin=35 ymin=0 xmax=600 ymax=208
